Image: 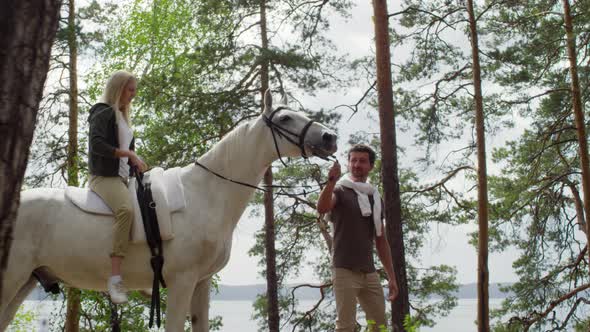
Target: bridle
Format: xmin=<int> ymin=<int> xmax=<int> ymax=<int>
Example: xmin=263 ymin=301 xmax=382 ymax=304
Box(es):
xmin=264 ymin=106 xmax=317 ymax=167
xmin=194 ymin=105 xmax=335 ymax=192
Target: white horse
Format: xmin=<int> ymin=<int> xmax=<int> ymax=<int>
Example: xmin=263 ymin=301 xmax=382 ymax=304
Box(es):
xmin=0 ymin=90 xmax=337 ymax=331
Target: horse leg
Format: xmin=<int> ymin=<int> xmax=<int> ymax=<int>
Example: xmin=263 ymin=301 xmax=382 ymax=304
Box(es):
xmin=165 ymin=273 xmax=198 ymax=332
xmin=0 ymin=276 xmax=37 ymax=331
xmin=190 ymin=277 xmax=211 ymax=332
xmin=0 ymin=263 xmax=34 ymax=315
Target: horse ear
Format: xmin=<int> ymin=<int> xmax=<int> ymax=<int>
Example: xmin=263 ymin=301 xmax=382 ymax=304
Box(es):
xmin=263 ymin=89 xmax=272 ymax=114
xmin=279 ymin=93 xmax=288 ymax=106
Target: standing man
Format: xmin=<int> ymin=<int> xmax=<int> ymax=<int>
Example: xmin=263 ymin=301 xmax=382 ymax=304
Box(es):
xmin=317 ymin=144 xmax=399 ymax=331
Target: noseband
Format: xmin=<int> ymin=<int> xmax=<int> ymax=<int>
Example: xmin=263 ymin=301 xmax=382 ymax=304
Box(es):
xmin=264 ymin=106 xmax=316 ymax=166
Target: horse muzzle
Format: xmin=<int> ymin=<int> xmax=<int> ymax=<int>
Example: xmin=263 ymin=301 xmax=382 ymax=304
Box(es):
xmin=309 ymin=131 xmax=338 ymax=158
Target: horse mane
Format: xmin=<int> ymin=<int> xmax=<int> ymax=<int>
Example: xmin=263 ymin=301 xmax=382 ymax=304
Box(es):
xmin=198 ymin=117 xmax=262 ymax=178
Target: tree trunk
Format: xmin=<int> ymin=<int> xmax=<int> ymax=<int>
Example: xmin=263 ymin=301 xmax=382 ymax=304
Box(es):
xmin=371 ymin=1 xmax=409 ymax=331
xmin=465 ymin=0 xmax=490 ymax=330
xmin=561 ymin=0 xmax=590 ymax=280
xmin=260 ymin=0 xmax=280 ymax=331
xmin=66 ymin=1 xmax=78 ymax=188
xmin=0 ymin=0 xmax=62 ymax=300
xmin=263 ymin=168 xmax=279 ymax=332
xmin=65 ymin=0 xmax=81 ymax=330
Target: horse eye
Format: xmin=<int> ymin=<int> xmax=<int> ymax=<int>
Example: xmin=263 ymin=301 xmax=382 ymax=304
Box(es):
xmin=279 ymin=115 xmax=292 ymax=122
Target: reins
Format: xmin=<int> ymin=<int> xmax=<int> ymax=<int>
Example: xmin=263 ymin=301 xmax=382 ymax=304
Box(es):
xmin=194 ymin=159 xmax=334 ymax=196
xmin=194 ymin=160 xmax=269 ymax=192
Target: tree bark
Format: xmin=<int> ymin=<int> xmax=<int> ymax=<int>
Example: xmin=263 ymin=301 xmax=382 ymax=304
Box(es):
xmin=0 ymin=0 xmax=62 ymax=300
xmin=260 ymin=0 xmax=280 ymax=331
xmin=263 ymin=168 xmax=279 ymax=332
xmin=371 ymin=1 xmax=409 ymax=331
xmin=561 ymin=0 xmax=590 ymax=280
xmin=465 ymin=0 xmax=490 ymax=330
xmin=65 ymin=0 xmax=81 ymax=330
xmin=66 ymin=0 xmax=79 ymax=189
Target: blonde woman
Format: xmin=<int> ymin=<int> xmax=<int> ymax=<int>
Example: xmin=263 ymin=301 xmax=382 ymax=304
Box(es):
xmin=88 ymin=70 xmax=147 ymax=304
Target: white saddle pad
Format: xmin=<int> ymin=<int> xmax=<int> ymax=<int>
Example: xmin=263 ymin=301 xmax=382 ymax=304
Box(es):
xmin=65 ymin=167 xmax=186 ymax=243
xmin=65 ymin=187 xmax=113 ymax=215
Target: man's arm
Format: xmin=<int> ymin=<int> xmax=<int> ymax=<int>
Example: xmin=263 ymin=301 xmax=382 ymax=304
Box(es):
xmin=317 ymin=182 xmax=337 ymax=214
xmin=317 ymin=162 xmax=341 ymax=213
xmin=375 ymin=228 xmax=399 ymax=301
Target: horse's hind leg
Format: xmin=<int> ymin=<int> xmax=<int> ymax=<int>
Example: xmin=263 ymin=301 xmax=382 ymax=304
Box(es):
xmin=0 ymin=276 xmax=37 ymax=331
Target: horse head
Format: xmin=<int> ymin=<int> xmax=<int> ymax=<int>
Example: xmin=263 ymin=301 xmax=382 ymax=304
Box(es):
xmin=262 ymin=89 xmax=338 ymax=160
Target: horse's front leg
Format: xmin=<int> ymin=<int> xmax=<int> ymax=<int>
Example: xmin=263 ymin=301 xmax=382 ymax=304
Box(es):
xmin=165 ymin=273 xmax=198 ymax=332
xmin=190 ymin=277 xmax=211 ymax=332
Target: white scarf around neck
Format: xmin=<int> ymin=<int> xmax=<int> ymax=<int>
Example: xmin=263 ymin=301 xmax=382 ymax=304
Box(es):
xmin=337 ymin=175 xmax=383 ymax=236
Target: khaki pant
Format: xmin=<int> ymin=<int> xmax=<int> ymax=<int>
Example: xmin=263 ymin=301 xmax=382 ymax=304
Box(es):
xmin=332 ymin=267 xmax=387 ymax=332
xmin=89 ymin=175 xmax=133 ymax=257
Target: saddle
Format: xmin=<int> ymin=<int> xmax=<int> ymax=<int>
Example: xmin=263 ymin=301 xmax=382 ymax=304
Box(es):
xmin=65 ymin=167 xmax=185 ymax=328
xmin=65 ymin=167 xmax=185 ymax=243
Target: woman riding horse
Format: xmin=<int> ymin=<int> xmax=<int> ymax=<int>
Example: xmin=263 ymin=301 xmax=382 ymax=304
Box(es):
xmin=88 ymin=70 xmax=148 ymax=303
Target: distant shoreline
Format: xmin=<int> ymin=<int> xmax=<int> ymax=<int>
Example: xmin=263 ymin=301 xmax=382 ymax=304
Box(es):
xmin=210 ymin=282 xmax=512 ymax=301
xmin=27 ymin=282 xmax=512 ymax=301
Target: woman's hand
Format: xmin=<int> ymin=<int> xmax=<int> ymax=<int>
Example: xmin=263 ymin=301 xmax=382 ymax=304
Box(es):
xmin=114 ymin=149 xmax=148 ymax=173
xmin=128 ymin=151 xmax=148 ymax=172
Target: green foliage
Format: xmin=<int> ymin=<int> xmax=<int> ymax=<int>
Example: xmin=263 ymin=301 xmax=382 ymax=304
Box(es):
xmin=574 ymin=317 xmax=590 ymax=331
xmin=25 ymin=0 xmax=127 ymax=188
xmin=491 ymin=320 xmax=524 ymax=332
xmin=9 ymin=306 xmax=37 ymax=332
xmin=388 ymin=0 xmax=513 ymax=158
xmin=486 ymin=120 xmax=590 ymax=329
xmin=387 ymin=0 xmax=590 ymax=329
xmin=403 ymin=314 xmax=422 ymax=332
xmin=479 ymin=0 xmax=590 ymax=329
xmin=90 ymin=0 xmax=257 ymax=167
xmin=365 ymin=319 xmax=388 ymax=332
xmin=251 ymin=293 xmax=295 ymax=332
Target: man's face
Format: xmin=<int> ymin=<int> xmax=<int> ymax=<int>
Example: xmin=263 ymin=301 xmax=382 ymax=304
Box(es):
xmin=348 ymin=151 xmax=373 ymax=179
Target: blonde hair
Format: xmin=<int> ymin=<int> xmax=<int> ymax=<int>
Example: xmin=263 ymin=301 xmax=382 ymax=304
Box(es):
xmin=99 ymin=70 xmax=136 ymax=125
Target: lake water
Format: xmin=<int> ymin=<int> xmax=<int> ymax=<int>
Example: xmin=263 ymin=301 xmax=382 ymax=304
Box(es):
xmin=11 ymin=298 xmax=503 ymax=331
xmin=209 ymin=298 xmax=503 ymax=331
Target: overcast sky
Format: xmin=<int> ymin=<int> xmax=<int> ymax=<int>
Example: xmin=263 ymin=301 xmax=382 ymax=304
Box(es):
xmin=217 ymin=0 xmax=521 ymax=286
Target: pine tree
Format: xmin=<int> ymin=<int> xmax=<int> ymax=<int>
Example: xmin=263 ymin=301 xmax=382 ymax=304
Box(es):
xmin=0 ymin=0 xmax=62 ymax=301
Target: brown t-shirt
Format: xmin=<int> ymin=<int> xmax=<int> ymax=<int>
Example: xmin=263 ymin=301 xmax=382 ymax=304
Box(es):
xmin=330 ymin=185 xmax=377 ymax=273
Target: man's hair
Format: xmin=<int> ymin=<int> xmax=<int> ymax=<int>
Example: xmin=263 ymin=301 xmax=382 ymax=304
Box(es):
xmin=348 ymin=144 xmax=376 ymax=165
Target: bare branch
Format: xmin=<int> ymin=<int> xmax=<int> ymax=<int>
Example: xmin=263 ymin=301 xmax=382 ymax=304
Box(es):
xmin=509 ymin=283 xmax=590 ymax=331
xmin=330 ymin=81 xmax=376 ymax=120
xmin=288 ymin=282 xmax=332 ymax=332
xmin=405 ymin=165 xmax=474 ymax=200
